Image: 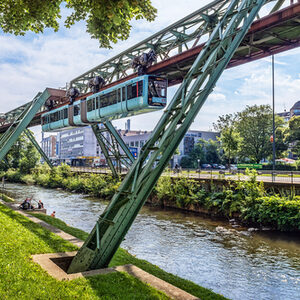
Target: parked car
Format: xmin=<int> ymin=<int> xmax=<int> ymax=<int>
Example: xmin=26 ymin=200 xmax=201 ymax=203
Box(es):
xmin=201 ymin=164 xmax=212 ymax=169
xmin=218 ymin=164 xmax=226 ymax=169
xmin=212 ymin=164 xmax=219 ymax=169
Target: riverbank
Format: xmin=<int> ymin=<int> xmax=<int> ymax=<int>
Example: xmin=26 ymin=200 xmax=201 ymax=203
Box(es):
xmin=3 ymin=182 xmax=300 ymax=299
xmin=0 ymin=199 xmax=226 ymax=299
xmin=2 ymin=165 xmax=300 ymax=231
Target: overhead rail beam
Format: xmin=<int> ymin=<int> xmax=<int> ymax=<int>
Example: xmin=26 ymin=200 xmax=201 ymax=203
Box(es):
xmin=70 ymin=0 xmax=292 ymax=93
xmin=0 ymin=2 xmax=298 ymax=134
xmin=68 ymin=0 xmax=267 ymax=273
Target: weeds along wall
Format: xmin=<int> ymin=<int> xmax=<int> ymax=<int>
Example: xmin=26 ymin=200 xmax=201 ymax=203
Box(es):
xmin=1 ymin=165 xmax=300 ymax=231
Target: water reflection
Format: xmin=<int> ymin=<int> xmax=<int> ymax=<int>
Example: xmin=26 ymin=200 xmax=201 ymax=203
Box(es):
xmin=5 ymin=183 xmax=300 ymax=300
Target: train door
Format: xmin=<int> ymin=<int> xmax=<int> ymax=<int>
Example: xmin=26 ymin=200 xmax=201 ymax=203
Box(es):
xmin=68 ymin=105 xmax=75 ymax=126
xmin=121 ymin=86 xmax=127 ymax=113
xmin=80 ymin=99 xmax=89 ymax=123
xmin=126 ymin=82 xmax=138 ymax=111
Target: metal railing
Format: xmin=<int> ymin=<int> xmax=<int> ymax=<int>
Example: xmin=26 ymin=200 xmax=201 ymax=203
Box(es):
xmin=70 ymin=166 xmax=300 ymax=184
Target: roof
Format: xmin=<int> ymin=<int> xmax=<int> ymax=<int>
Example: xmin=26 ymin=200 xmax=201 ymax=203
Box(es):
xmin=291 ymin=101 xmax=300 ymax=110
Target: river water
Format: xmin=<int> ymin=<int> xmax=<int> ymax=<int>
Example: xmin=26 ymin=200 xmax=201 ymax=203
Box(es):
xmin=5 ymin=183 xmax=300 ymax=300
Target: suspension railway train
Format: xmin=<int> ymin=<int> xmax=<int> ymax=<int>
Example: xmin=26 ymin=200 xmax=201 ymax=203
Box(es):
xmin=42 ymin=75 xmax=167 ymax=132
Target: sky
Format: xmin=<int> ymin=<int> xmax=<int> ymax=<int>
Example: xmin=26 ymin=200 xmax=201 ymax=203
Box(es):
xmin=0 ymin=0 xmax=299 ymax=142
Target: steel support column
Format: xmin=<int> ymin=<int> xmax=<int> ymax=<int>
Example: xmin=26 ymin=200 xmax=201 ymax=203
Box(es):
xmin=92 ymin=122 xmax=134 ymax=178
xmin=24 ymin=129 xmax=53 ymax=168
xmin=0 ymin=90 xmax=50 ymax=162
xmin=68 ymin=0 xmax=267 ymax=273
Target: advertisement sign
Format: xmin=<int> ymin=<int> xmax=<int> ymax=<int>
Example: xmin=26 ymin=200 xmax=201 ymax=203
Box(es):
xmin=237 ymin=163 xmax=262 ymax=169
xmin=129 ymin=147 xmax=138 ymax=158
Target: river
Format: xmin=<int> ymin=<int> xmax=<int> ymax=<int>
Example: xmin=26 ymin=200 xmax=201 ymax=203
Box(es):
xmin=5 ymin=183 xmax=300 ymax=300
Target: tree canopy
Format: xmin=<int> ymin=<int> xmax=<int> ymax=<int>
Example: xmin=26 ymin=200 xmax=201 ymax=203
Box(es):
xmin=0 ymin=0 xmax=157 ymax=48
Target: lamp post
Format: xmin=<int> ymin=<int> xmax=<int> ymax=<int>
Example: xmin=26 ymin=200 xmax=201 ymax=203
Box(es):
xmin=197 ymin=159 xmax=201 ymax=178
xmin=272 ymin=55 xmax=276 ymax=171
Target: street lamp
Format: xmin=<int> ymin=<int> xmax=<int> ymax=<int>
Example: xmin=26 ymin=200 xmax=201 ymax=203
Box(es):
xmin=197 ymin=159 xmax=201 ymax=178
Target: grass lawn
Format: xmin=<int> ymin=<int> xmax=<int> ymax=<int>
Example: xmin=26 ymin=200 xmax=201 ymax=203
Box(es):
xmin=0 ymin=204 xmax=170 ymax=300
xmin=32 ymin=212 xmax=228 ymax=300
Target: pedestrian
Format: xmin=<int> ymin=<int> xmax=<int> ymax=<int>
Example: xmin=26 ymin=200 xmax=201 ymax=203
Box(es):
xmin=38 ymin=200 xmax=44 ymax=209
xmin=51 ymin=211 xmax=56 ymax=218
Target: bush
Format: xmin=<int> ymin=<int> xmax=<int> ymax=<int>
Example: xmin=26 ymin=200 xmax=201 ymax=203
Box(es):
xmin=21 ymin=174 xmax=36 ymax=185
xmin=242 ymin=196 xmax=300 ymax=231
xmin=5 ymin=168 xmax=22 ymax=183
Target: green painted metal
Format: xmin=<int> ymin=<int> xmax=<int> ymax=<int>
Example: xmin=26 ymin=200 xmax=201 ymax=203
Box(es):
xmin=92 ymin=124 xmax=118 ymax=178
xmin=68 ymin=0 xmax=267 ymax=273
xmin=92 ymin=122 xmax=134 ymax=178
xmin=0 ymin=90 xmax=50 ymax=162
xmin=69 ymin=0 xmax=283 ymax=93
xmin=24 ymin=129 xmax=53 ymax=168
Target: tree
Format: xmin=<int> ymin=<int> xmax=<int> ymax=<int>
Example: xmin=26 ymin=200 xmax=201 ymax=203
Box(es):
xmin=0 ymin=132 xmax=40 ymax=173
xmin=214 ymin=114 xmax=240 ymax=167
xmin=285 ymin=116 xmax=300 ymax=157
xmin=219 ymin=127 xmax=241 ymax=166
xmin=19 ymin=142 xmax=40 ymax=174
xmin=0 ymin=0 xmax=157 ymax=48
xmin=235 ymin=105 xmax=282 ymax=163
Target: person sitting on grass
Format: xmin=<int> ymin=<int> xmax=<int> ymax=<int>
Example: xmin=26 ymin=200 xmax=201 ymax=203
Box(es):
xmin=51 ymin=211 xmax=56 ymax=218
xmin=38 ymin=200 xmax=44 ymax=209
xmin=19 ymin=197 xmax=33 ymax=210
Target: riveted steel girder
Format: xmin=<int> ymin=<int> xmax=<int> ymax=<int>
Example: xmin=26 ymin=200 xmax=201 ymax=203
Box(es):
xmin=0 ymin=1 xmax=298 ymax=134
xmin=92 ymin=122 xmax=134 ymax=178
xmin=69 ymin=0 xmax=292 ymax=93
xmin=24 ymin=129 xmax=53 ymax=168
xmin=0 ymin=91 xmax=46 ymax=161
xmin=68 ymin=0 xmax=267 ymax=273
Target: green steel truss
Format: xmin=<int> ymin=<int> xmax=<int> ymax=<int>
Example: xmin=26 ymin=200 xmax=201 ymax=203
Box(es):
xmin=0 ymin=90 xmax=51 ymax=162
xmin=69 ymin=0 xmax=289 ymax=93
xmin=92 ymin=122 xmax=134 ymax=178
xmin=68 ymin=0 xmax=267 ymax=273
xmin=24 ymin=129 xmax=53 ymax=168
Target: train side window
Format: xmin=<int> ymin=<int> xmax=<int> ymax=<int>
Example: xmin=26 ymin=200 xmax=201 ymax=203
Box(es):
xmin=127 ymin=83 xmax=137 ymax=100
xmin=87 ymin=100 xmax=93 ymax=112
xmin=138 ymin=81 xmax=143 ymax=97
xmin=92 ymin=98 xmax=96 ymax=110
xmin=74 ymin=105 xmax=80 ymax=116
xmin=111 ymin=90 xmax=117 ymax=105
xmin=100 ymin=94 xmax=108 ymax=108
xmin=122 ymin=87 xmax=126 ymax=101
xmin=64 ymin=108 xmax=68 ymax=119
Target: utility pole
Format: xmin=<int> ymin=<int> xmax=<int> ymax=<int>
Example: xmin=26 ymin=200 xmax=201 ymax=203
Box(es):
xmin=272 ymin=55 xmax=276 ymax=171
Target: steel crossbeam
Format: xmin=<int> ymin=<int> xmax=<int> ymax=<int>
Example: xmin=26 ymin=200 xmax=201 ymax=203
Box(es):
xmin=92 ymin=122 xmax=134 ymax=178
xmin=68 ymin=0 xmax=267 ymax=273
xmin=69 ymin=0 xmax=291 ymax=93
xmin=24 ymin=129 xmax=53 ymax=168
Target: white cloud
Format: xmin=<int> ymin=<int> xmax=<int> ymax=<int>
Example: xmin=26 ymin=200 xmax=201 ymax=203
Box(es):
xmin=0 ymin=0 xmax=299 ymax=137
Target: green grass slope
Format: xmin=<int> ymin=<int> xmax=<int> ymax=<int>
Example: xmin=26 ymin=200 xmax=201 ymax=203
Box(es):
xmin=32 ymin=212 xmax=228 ymax=300
xmin=0 ymin=204 xmax=169 ymax=300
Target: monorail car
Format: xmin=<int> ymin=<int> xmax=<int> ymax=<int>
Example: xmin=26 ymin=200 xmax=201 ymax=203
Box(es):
xmin=42 ymin=75 xmax=167 ymax=132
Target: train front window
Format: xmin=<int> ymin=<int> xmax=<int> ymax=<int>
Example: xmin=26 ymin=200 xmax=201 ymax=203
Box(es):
xmin=148 ymin=78 xmax=167 ymax=98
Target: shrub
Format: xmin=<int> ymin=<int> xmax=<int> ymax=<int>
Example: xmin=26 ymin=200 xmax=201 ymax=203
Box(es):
xmin=242 ymin=196 xmax=300 ymax=231
xmin=21 ymin=174 xmax=36 ymax=185
xmin=5 ymin=168 xmax=22 ymax=183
